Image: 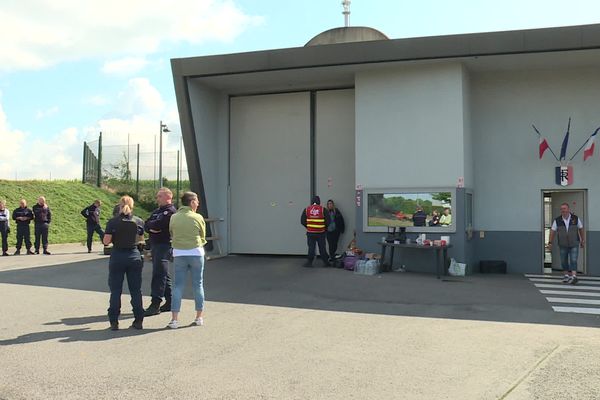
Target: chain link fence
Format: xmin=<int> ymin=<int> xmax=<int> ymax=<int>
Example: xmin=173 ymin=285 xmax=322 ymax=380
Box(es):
xmin=83 ymin=133 xmax=190 ymax=208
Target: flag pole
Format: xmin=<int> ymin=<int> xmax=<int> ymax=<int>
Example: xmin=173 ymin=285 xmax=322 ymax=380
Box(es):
xmin=532 ymin=124 xmax=559 ymax=161
xmin=569 ymin=127 xmax=600 ymax=161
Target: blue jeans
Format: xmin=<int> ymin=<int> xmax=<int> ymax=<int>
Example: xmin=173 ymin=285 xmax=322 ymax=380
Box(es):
xmin=559 ymin=246 xmax=579 ymax=272
xmin=171 ymin=255 xmax=205 ymax=313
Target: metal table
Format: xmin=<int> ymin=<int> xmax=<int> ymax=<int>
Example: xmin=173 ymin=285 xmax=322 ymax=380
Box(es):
xmin=380 ymin=242 xmax=452 ymax=279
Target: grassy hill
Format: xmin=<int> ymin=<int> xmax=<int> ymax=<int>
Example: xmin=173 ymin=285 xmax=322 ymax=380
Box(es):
xmin=0 ymin=180 xmax=152 ymax=247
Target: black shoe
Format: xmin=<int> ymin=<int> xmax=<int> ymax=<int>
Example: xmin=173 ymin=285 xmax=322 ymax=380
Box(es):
xmin=43 ymin=250 xmax=51 ymax=255
xmin=159 ymin=301 xmax=171 ymax=313
xmin=130 ymin=319 xmax=143 ymax=330
xmin=87 ymin=249 xmax=92 ymax=253
xmin=2 ymin=252 xmax=8 ymax=256
xmin=110 ymin=321 xmax=119 ymax=331
xmin=35 ymin=250 xmax=40 ymax=254
xmin=26 ymin=249 xmax=35 ymax=255
xmin=144 ymin=301 xmax=161 ymax=316
xmin=13 ymin=250 xmax=20 ymax=256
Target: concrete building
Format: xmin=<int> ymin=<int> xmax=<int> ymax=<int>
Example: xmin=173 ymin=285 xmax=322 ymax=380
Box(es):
xmin=171 ymin=23 xmax=600 ymax=275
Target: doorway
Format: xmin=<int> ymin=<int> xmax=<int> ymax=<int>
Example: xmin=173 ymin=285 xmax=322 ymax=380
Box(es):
xmin=542 ymin=190 xmax=587 ymax=274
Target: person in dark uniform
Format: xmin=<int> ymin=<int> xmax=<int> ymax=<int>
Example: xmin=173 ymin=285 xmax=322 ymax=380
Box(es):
xmin=143 ymin=188 xmax=177 ymax=316
xmin=81 ymin=199 xmax=104 ymax=253
xmin=300 ymin=195 xmax=330 ymax=268
xmin=32 ymin=196 xmax=52 ymax=255
xmin=0 ymin=200 xmax=10 ymax=256
xmin=12 ymin=199 xmax=34 ymax=255
xmin=325 ymin=199 xmax=345 ymax=262
xmin=102 ymin=195 xmax=145 ymax=331
xmin=412 ymin=206 xmax=427 ymax=227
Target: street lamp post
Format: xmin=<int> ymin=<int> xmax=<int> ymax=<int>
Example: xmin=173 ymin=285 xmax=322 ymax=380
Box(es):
xmin=158 ymin=120 xmax=170 ymax=188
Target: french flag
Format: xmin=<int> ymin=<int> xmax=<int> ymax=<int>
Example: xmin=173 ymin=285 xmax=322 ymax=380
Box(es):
xmin=539 ymin=136 xmax=550 ymax=159
xmin=583 ymin=128 xmax=599 ymax=161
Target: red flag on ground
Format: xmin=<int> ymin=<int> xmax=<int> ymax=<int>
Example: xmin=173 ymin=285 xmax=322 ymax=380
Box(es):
xmin=583 ymin=129 xmax=598 ymax=161
xmin=539 ymin=137 xmax=550 ymax=159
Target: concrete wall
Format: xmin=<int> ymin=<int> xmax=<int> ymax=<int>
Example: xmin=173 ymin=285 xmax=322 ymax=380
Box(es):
xmin=354 ymin=62 xmax=471 ymax=271
xmin=471 ymin=67 xmax=600 ymax=275
xmin=355 ymin=62 xmax=469 ymax=188
xmin=187 ymin=80 xmax=230 ymax=252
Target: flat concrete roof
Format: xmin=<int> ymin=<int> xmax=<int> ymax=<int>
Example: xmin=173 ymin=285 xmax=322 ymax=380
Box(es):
xmin=172 ymin=23 xmax=600 ymax=78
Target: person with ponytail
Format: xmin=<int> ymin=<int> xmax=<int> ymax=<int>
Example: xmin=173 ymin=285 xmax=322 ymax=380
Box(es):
xmin=102 ymin=195 xmax=146 ymax=331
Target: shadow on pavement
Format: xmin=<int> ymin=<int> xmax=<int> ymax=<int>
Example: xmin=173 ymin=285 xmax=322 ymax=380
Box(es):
xmin=0 ymin=255 xmax=599 ymax=328
xmin=0 ymin=325 xmax=166 ymax=345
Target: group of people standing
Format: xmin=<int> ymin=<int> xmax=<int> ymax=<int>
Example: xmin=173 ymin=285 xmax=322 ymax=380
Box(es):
xmin=100 ymin=188 xmax=207 ymax=330
xmin=301 ymin=196 xmax=345 ymax=267
xmin=0 ymin=197 xmax=52 ymax=256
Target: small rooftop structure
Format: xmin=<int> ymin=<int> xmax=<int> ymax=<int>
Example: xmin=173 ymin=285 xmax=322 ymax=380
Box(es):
xmin=305 ymin=26 xmax=389 ymax=46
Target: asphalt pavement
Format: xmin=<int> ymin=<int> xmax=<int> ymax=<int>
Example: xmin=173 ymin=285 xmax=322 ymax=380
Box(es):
xmin=1 ymin=247 xmax=599 ymax=399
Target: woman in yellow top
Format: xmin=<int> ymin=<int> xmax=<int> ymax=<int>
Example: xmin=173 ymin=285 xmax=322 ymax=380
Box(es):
xmin=440 ymin=208 xmax=452 ymax=226
xmin=167 ymin=191 xmax=207 ymax=329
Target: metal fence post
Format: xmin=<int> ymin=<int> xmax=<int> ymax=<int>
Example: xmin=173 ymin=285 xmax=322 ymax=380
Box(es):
xmin=82 ymin=142 xmax=87 ymax=183
xmin=136 ymin=144 xmax=140 ymax=198
xmin=97 ymin=132 xmax=102 ymax=187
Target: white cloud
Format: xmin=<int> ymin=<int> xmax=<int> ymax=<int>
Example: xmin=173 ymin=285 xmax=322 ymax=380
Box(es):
xmin=102 ymin=57 xmax=149 ymax=76
xmin=0 ymin=78 xmax=185 ymax=180
xmin=0 ymin=100 xmax=82 ymax=179
xmin=35 ymin=105 xmax=59 ymax=119
xmin=85 ymin=95 xmax=111 ymax=107
xmin=0 ymin=0 xmax=264 ymax=72
xmin=82 ymin=78 xmax=185 ymax=180
xmin=112 ymin=78 xmax=165 ymax=119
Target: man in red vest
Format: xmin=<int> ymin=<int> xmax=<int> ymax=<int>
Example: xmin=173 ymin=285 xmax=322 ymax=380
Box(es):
xmin=300 ymin=196 xmax=330 ymax=267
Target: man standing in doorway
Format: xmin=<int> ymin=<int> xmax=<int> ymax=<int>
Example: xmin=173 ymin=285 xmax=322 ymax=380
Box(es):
xmin=300 ymin=196 xmax=330 ymax=268
xmin=548 ymin=202 xmax=585 ymax=285
xmin=144 ymin=188 xmax=177 ymax=316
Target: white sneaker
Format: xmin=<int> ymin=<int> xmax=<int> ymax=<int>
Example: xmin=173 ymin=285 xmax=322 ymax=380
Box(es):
xmin=562 ymin=275 xmax=570 ymax=283
xmin=167 ymin=320 xmax=179 ymax=329
xmin=192 ymin=317 xmax=204 ymax=326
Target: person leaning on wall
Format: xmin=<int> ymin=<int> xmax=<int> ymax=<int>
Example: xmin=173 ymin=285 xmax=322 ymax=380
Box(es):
xmin=102 ymin=195 xmax=146 ymax=331
xmin=325 ymin=199 xmax=345 ymax=263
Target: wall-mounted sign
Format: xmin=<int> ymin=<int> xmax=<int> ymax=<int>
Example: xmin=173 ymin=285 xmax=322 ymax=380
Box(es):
xmin=355 ymin=190 xmax=362 ymax=207
xmin=555 ymin=165 xmax=573 ymax=186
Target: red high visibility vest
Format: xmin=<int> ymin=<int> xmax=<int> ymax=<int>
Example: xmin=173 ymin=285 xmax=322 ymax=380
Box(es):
xmin=306 ymin=205 xmax=326 ymax=233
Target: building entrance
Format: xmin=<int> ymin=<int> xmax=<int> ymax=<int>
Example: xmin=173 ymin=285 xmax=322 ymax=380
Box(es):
xmin=542 ymin=190 xmax=587 ymax=274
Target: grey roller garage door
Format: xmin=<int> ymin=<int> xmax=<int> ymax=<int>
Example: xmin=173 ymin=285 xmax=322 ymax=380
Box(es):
xmin=230 ymin=92 xmax=311 ymax=254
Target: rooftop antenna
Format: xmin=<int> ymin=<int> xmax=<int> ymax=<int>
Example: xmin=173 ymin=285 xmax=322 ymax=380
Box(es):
xmin=342 ymin=0 xmax=351 ymax=27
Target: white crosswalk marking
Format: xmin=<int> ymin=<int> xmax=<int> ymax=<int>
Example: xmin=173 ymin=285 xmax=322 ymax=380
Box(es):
xmin=546 ymin=297 xmax=600 ymax=305
xmin=526 ymin=274 xmax=600 ymax=316
xmin=529 ymin=278 xmax=600 ymax=285
xmin=534 ymin=283 xmax=600 ymax=291
xmin=552 ymin=306 xmax=600 ymax=315
xmin=540 ymin=290 xmax=600 ymax=297
xmin=525 ymin=274 xmax=600 ymax=281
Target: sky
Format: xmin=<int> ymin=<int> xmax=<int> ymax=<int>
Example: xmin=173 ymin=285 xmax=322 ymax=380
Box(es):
xmin=2 ymin=0 xmax=600 ymax=180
